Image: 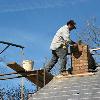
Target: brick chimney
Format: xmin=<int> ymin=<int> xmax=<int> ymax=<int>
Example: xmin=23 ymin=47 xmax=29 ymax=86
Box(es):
xmin=72 ymin=44 xmax=96 ymax=74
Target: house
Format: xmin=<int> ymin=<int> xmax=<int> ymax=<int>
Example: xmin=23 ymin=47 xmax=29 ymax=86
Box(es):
xmin=28 ymin=44 xmax=99 ymax=100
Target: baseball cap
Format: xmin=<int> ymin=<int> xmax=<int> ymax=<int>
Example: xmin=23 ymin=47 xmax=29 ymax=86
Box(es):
xmin=67 ymin=20 xmax=76 ymax=29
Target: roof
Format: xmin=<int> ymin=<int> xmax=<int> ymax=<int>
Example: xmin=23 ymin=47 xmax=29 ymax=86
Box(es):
xmin=28 ymin=69 xmax=100 ymax=100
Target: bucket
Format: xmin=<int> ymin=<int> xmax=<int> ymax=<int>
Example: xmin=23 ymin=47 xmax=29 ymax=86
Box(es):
xmin=22 ymin=60 xmax=34 ymax=71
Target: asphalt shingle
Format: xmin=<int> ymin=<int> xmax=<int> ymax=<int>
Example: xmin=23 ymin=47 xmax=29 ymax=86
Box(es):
xmin=28 ymin=70 xmax=100 ymax=100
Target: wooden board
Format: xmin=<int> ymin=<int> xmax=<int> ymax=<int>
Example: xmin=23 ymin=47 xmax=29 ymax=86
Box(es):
xmin=7 ymin=62 xmax=53 ymax=88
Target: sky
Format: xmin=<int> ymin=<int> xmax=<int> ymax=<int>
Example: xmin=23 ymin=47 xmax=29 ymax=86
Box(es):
xmin=0 ymin=0 xmax=100 ymax=68
xmin=0 ymin=0 xmax=100 ymax=94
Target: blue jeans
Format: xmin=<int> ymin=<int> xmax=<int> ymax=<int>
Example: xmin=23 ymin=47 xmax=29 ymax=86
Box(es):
xmin=45 ymin=46 xmax=68 ymax=73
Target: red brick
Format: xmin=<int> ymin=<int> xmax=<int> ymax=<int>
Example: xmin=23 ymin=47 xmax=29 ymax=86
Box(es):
xmin=72 ymin=44 xmax=89 ymax=74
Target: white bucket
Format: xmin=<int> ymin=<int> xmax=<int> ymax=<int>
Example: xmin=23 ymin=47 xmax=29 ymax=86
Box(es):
xmin=22 ymin=60 xmax=34 ymax=71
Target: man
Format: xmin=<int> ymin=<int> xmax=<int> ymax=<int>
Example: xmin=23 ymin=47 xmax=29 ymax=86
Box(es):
xmin=45 ymin=20 xmax=77 ymax=74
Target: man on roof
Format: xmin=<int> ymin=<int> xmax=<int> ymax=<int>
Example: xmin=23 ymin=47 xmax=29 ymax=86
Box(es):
xmin=45 ymin=20 xmax=77 ymax=75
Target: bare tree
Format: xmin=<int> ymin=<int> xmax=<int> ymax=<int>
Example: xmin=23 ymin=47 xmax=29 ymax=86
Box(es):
xmin=76 ymin=18 xmax=100 ymax=65
xmin=76 ymin=18 xmax=100 ymax=49
xmin=0 ymin=85 xmax=34 ymax=100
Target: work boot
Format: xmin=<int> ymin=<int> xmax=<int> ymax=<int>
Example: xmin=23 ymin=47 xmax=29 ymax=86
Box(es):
xmin=60 ymin=70 xmax=68 ymax=76
xmin=67 ymin=68 xmax=72 ymax=74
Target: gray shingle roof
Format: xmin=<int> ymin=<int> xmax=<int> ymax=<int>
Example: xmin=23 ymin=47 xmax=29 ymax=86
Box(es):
xmin=28 ymin=70 xmax=100 ymax=100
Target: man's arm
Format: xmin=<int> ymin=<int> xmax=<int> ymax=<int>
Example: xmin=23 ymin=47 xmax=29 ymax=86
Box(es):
xmin=69 ymin=40 xmax=78 ymax=48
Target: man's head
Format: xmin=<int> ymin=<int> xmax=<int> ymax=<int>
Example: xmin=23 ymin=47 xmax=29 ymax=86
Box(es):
xmin=67 ymin=20 xmax=76 ymax=31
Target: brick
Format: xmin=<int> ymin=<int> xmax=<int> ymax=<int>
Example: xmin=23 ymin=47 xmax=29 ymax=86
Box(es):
xmin=72 ymin=44 xmax=90 ymax=74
